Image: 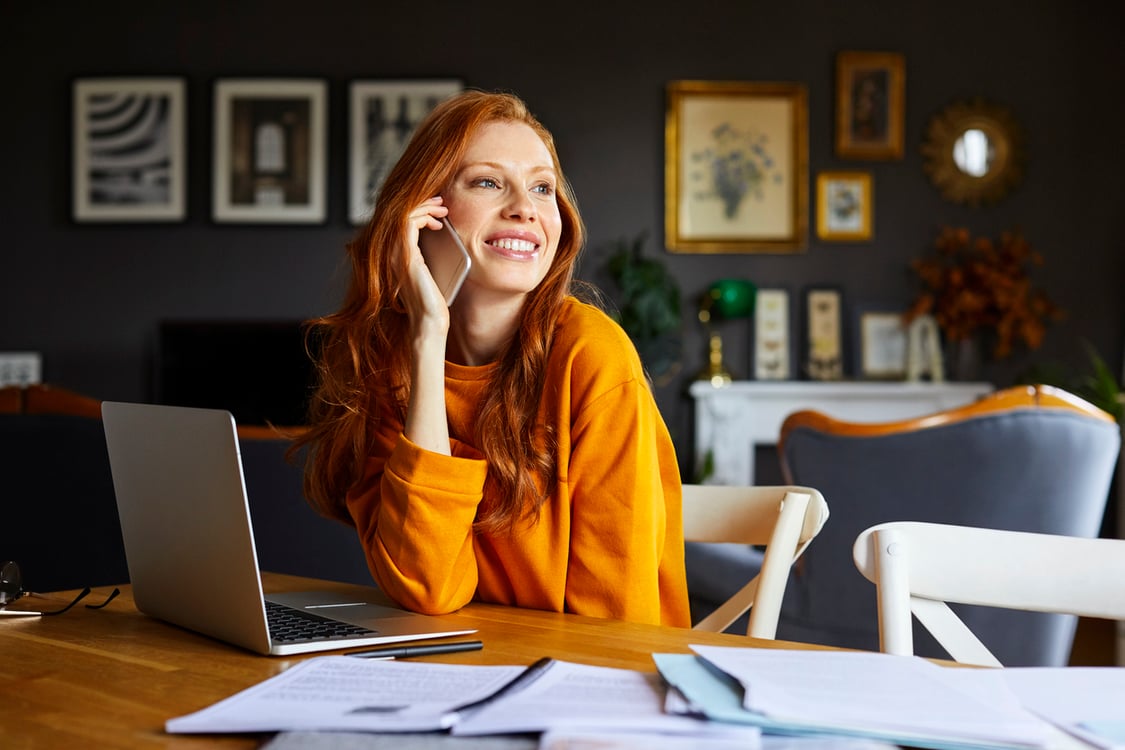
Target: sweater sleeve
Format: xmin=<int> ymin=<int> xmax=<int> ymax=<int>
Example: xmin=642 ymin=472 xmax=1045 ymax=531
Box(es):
xmin=562 ymin=359 xmax=689 ymax=627
xmin=346 ymin=432 xmax=488 ymax=615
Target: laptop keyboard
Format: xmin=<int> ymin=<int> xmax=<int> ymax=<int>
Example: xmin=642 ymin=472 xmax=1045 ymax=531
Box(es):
xmin=265 ymin=600 xmax=379 ymax=643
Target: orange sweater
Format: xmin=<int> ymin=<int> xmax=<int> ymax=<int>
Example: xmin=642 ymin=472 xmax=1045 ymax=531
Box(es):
xmin=346 ymin=297 xmax=690 ymax=627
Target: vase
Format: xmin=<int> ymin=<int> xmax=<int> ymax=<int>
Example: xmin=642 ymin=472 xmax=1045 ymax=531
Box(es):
xmin=947 ymin=337 xmax=982 ymax=382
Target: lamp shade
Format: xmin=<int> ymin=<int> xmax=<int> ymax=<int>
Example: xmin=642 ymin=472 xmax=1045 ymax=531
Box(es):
xmin=703 ymin=279 xmax=756 ymax=320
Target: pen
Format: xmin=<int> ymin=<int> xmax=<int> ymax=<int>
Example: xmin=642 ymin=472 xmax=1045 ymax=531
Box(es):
xmin=346 ymin=639 xmax=484 ymax=660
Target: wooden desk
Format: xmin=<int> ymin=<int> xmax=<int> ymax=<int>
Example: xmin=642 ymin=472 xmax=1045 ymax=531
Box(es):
xmin=2 ymin=573 xmax=832 ymax=749
xmin=690 ymin=380 xmax=993 ymax=484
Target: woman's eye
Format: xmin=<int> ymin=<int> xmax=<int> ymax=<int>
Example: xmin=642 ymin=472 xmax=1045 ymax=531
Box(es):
xmin=532 ymin=183 xmax=555 ymax=196
xmin=471 ymin=177 xmax=499 ymax=189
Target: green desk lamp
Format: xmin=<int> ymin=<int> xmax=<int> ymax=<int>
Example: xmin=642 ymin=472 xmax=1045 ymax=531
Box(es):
xmin=697 ymin=279 xmax=756 ymax=386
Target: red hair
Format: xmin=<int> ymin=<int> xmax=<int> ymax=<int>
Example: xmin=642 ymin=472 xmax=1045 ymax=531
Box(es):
xmin=295 ymin=90 xmax=587 ymax=533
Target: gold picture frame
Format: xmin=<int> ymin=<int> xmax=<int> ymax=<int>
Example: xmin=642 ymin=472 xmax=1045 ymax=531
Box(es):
xmin=665 ymin=80 xmax=808 ymax=253
xmin=835 ymin=51 xmax=905 ymax=160
xmin=816 ymin=171 xmax=873 ymax=242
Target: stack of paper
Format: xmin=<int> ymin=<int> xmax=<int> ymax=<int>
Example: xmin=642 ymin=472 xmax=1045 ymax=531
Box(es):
xmin=654 ymin=646 xmax=1052 ymax=750
xmin=168 ymin=647 xmax=1125 ymax=750
xmin=167 ymin=655 xmax=760 ymax=745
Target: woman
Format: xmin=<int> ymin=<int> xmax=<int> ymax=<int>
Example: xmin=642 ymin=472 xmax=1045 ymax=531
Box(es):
xmin=296 ymin=90 xmax=689 ymax=627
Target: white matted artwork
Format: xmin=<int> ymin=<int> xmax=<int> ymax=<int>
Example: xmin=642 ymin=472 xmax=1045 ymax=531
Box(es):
xmin=72 ymin=77 xmax=186 ymax=222
xmin=859 ymin=311 xmax=907 ymax=379
xmin=212 ymin=79 xmax=327 ymax=223
xmin=805 ymin=288 xmax=843 ymax=381
xmin=754 ymin=288 xmax=790 ymax=380
xmin=349 ymin=79 xmax=463 ymax=225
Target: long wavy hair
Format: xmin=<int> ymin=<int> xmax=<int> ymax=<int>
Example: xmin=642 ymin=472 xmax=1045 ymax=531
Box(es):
xmin=294 ymin=90 xmax=587 ymax=534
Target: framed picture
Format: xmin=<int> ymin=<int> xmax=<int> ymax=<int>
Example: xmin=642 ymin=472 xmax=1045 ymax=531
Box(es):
xmin=665 ymin=80 xmax=808 ymax=253
xmin=212 ymin=79 xmax=327 ymax=223
xmin=754 ymin=288 xmax=791 ymax=380
xmin=816 ymin=171 xmax=873 ymax=242
xmin=856 ymin=309 xmax=908 ymax=380
xmin=72 ymin=78 xmax=186 ymax=222
xmin=803 ymin=287 xmax=844 ymax=381
xmin=349 ymin=79 xmax=463 ymax=225
xmin=835 ymin=51 xmax=905 ymax=160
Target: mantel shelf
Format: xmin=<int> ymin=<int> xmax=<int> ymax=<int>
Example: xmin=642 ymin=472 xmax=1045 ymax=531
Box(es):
xmin=689 ymin=380 xmax=994 ymax=485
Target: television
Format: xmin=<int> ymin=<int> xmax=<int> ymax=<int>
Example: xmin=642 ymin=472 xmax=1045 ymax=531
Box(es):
xmin=154 ymin=320 xmax=315 ymax=427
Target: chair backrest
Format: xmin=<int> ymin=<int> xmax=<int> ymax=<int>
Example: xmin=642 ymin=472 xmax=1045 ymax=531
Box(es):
xmin=853 ymin=521 xmax=1125 ymax=667
xmin=777 ymin=384 xmax=1120 ymax=666
xmin=0 ymin=384 xmax=373 ymax=591
xmin=683 ymin=484 xmax=828 ymax=639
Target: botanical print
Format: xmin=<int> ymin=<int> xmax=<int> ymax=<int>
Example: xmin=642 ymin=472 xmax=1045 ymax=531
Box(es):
xmin=690 ymin=121 xmax=780 ymax=220
xmin=678 ymin=95 xmax=793 ymax=240
xmin=826 ymin=179 xmax=863 ymax=231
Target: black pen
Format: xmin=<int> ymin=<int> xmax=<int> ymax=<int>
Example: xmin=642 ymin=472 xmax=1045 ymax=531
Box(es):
xmin=346 ymin=640 xmax=484 ymax=660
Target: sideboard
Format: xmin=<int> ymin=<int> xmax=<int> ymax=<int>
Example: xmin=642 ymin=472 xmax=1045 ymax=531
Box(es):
xmin=689 ymin=380 xmax=994 ymax=485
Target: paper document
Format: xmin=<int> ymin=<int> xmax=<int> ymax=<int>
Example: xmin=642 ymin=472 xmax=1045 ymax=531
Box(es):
xmin=690 ymin=645 xmax=1047 ymax=748
xmin=655 ymin=648 xmax=1053 ymax=750
xmin=998 ymin=667 xmax=1125 ymax=750
xmin=166 ymin=656 xmax=524 ymax=734
xmin=452 ymin=658 xmax=758 ymax=740
xmin=167 ymin=654 xmax=757 ymax=741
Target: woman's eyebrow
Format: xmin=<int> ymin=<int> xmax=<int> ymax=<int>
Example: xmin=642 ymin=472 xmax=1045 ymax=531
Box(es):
xmin=459 ymin=160 xmax=557 ymax=176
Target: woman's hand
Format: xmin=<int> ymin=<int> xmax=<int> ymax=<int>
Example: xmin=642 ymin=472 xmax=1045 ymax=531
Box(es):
xmin=401 ymin=196 xmax=451 ymax=336
xmin=402 ymin=197 xmax=454 ymax=455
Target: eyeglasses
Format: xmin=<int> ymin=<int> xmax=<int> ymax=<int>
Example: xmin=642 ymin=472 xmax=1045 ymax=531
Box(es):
xmin=0 ymin=560 xmax=119 ymax=616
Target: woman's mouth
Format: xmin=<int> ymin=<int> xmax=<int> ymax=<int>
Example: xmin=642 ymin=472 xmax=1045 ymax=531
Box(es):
xmin=487 ymin=238 xmax=539 ymax=254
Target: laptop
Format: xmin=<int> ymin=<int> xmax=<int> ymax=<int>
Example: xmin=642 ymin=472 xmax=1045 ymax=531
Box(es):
xmin=101 ymin=400 xmax=476 ymax=656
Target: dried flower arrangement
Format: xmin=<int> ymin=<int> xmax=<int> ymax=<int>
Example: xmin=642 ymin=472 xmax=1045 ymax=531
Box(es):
xmin=905 ymin=227 xmax=1065 ymax=359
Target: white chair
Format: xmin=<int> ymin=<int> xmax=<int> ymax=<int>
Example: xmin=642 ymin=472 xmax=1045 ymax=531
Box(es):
xmin=853 ymin=521 xmax=1125 ymax=666
xmin=683 ymin=484 xmax=829 ymax=639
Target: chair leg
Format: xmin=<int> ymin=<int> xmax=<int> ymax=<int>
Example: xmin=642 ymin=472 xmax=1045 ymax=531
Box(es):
xmin=747 ymin=491 xmax=811 ymax=639
xmin=873 ymin=527 xmax=913 ymax=656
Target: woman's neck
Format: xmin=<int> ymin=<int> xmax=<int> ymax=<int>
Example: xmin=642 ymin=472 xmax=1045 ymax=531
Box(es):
xmin=446 ymin=294 xmax=526 ymax=366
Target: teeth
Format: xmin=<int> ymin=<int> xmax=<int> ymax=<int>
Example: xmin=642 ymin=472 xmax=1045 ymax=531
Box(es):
xmin=489 ymin=238 xmax=537 ymax=253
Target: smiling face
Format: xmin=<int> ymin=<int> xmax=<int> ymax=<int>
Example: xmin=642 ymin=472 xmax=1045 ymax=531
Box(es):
xmin=441 ymin=120 xmax=562 ymax=303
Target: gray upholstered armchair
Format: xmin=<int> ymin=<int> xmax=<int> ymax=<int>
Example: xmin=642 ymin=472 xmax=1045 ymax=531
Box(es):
xmin=775 ymin=384 xmax=1120 ymax=666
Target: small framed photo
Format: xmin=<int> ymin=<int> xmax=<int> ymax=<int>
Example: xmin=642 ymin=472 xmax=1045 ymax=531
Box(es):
xmin=665 ymin=80 xmax=809 ymax=253
xmin=754 ymin=288 xmax=791 ymax=380
xmin=816 ymin=171 xmax=873 ymax=242
xmin=835 ymin=51 xmax=905 ymax=160
xmin=212 ymin=79 xmax=327 ymax=223
xmin=349 ymin=79 xmax=463 ymax=225
xmin=803 ymin=287 xmax=844 ymax=381
xmin=856 ymin=309 xmax=908 ymax=380
xmin=72 ymin=78 xmax=186 ymax=222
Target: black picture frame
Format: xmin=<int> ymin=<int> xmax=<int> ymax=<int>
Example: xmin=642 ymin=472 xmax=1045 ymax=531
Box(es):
xmin=801 ymin=286 xmax=845 ymax=381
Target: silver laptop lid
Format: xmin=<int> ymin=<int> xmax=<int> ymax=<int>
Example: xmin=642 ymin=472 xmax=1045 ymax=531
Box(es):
xmin=102 ymin=401 xmax=274 ymax=654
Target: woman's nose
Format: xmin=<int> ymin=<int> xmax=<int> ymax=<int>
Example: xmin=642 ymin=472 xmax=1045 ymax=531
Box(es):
xmin=504 ymin=190 xmax=537 ymax=221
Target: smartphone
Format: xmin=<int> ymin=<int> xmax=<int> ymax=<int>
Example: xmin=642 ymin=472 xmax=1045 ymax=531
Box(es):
xmin=419 ymin=217 xmax=472 ymax=306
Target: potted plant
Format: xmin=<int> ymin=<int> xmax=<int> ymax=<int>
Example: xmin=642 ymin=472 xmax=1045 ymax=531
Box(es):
xmin=904 ymin=226 xmax=1065 ymax=379
xmin=603 ymin=231 xmax=682 ymax=384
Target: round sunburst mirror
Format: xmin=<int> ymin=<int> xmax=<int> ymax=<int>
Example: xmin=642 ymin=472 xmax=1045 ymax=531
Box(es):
xmin=921 ymin=98 xmax=1024 ymax=206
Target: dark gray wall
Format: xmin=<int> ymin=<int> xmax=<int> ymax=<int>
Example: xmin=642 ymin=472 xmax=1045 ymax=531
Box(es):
xmin=4 ymin=1 xmax=1124 ymax=477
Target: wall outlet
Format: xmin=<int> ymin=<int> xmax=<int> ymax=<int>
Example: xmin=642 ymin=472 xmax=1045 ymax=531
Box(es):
xmin=0 ymin=352 xmax=43 ymax=386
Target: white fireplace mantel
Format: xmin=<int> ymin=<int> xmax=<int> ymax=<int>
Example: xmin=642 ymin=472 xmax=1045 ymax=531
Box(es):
xmin=689 ymin=380 xmax=994 ymax=485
